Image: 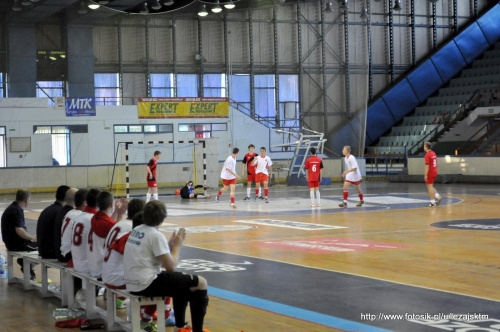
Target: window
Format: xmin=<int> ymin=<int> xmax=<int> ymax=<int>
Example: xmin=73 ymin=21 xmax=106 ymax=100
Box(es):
xmin=230 ymin=75 xmax=251 ymax=112
xmin=95 ymin=73 xmax=121 ymax=106
xmin=113 ymin=124 xmax=173 ymax=134
xmin=33 ymin=125 xmax=88 ymax=166
xmin=178 ymin=123 xmax=226 ymax=138
xmin=177 ymin=74 xmax=199 ymax=97
xmin=0 ymin=74 xmax=6 ymax=98
xmin=0 ymin=127 xmax=6 ymax=167
xmin=150 ymin=74 xmax=174 ymax=97
xmin=279 ymin=75 xmax=299 ymax=128
xmin=254 ymin=75 xmax=276 ymax=119
xmin=203 ymin=74 xmax=226 ymax=97
xmin=211 ymin=123 xmax=227 ymax=131
xmin=36 ymin=81 xmax=65 ymax=106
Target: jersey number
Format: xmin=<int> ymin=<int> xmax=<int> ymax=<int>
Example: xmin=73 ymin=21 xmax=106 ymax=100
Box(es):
xmin=62 ymin=217 xmax=72 ymax=238
xmin=312 ymin=165 xmax=317 ymax=172
xmin=433 ymin=160 xmax=437 ymax=168
xmin=73 ymin=223 xmax=84 ymax=246
xmin=88 ymin=230 xmax=93 ymax=252
xmin=103 ymin=227 xmax=121 ymax=263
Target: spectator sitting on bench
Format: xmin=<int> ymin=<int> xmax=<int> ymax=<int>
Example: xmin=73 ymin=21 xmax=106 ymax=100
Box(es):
xmin=432 ymin=111 xmax=444 ymax=125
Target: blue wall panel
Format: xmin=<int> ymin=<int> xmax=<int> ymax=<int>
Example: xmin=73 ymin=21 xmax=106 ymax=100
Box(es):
xmin=382 ymin=79 xmax=420 ymax=121
xmin=454 ymin=22 xmax=490 ymax=63
xmin=477 ymin=4 xmax=500 ymax=45
xmin=430 ymin=42 xmax=467 ymax=82
xmin=407 ymin=60 xmax=444 ymax=102
xmin=366 ymin=99 xmax=394 ymax=146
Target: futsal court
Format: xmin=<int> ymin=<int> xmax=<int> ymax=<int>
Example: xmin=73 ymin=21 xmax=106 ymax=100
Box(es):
xmin=2 ymin=181 xmax=499 ymax=332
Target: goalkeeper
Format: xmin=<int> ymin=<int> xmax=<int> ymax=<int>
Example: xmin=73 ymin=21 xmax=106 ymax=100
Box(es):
xmin=180 ymin=181 xmax=210 ymax=199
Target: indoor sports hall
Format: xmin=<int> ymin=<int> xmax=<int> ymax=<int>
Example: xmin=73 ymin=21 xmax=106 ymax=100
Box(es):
xmin=1 ymin=1 xmax=500 ymax=332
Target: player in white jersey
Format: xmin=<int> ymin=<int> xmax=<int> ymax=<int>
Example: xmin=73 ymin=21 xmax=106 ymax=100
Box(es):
xmin=216 ymin=148 xmax=240 ymax=208
xmin=253 ymin=147 xmax=273 ymax=203
xmin=71 ymin=188 xmax=101 ymax=274
xmin=60 ymin=189 xmax=87 ymax=262
xmin=87 ymin=192 xmax=127 ymax=278
xmin=339 ymin=146 xmax=364 ymax=208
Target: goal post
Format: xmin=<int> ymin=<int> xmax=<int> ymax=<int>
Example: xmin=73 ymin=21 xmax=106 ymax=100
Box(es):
xmin=114 ymin=140 xmax=207 ymax=199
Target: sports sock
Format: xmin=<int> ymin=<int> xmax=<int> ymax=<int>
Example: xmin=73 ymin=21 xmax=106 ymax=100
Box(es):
xmin=359 ymin=192 xmax=364 ymax=201
xmin=217 ymin=191 xmax=222 ymax=197
xmin=343 ymin=190 xmax=348 ymax=203
xmin=255 ymin=188 xmax=259 ymax=196
xmin=316 ymin=191 xmax=321 ymax=205
xmin=247 ymin=188 xmax=251 ymax=197
xmin=189 ymin=290 xmax=209 ymax=332
xmin=230 ymin=195 xmax=235 ymax=204
xmin=310 ymin=191 xmax=315 ymax=204
xmin=153 ymin=193 xmax=158 ymax=200
xmin=435 ymin=192 xmax=440 ymax=198
xmin=141 ymin=306 xmax=155 ymax=322
xmin=146 ymin=193 xmax=151 ymax=202
xmin=431 ymin=199 xmax=436 ymax=204
xmin=264 ymin=188 xmax=269 ymax=198
xmin=259 ymin=187 xmax=262 ymax=197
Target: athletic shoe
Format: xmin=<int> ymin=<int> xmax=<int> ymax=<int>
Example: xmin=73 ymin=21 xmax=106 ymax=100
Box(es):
xmin=265 ymin=198 xmax=269 ymax=203
xmin=339 ymin=202 xmax=347 ymax=208
xmin=356 ymin=201 xmax=364 ymax=207
xmin=215 ymin=195 xmax=220 ymax=202
xmin=165 ymin=315 xmax=176 ymax=327
xmin=230 ymin=203 xmax=236 ymax=208
xmin=140 ymin=320 xmax=158 ymax=332
xmin=75 ymin=288 xmax=85 ymax=303
xmin=116 ymin=298 xmax=129 ymax=309
xmin=255 ymin=196 xmax=259 ymax=201
xmin=428 ymin=203 xmax=436 ymax=207
xmin=436 ymin=196 xmax=442 ymax=205
xmin=243 ymin=197 xmax=250 ymax=200
xmin=317 ymin=204 xmax=321 ymax=207
xmin=311 ymin=204 xmax=315 ymax=208
xmin=259 ymin=196 xmax=264 ymax=200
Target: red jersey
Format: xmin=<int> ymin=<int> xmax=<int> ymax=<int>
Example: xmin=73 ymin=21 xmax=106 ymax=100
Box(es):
xmin=242 ymin=152 xmax=259 ymax=175
xmin=90 ymin=211 xmax=116 ymax=240
xmin=304 ymin=156 xmax=324 ymax=181
xmin=424 ymin=151 xmax=438 ymax=177
xmin=147 ymin=158 xmax=157 ymax=181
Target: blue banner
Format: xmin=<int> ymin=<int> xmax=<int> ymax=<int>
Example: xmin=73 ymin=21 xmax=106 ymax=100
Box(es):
xmin=65 ymin=97 xmax=96 ymax=117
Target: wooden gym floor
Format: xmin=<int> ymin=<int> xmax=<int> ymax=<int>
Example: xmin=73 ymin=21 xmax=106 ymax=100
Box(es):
xmin=1 ymin=181 xmax=499 ymax=332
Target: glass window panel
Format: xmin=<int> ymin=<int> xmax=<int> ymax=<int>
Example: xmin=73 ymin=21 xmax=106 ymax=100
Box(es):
xmin=255 ymin=75 xmax=275 ymax=88
xmin=52 ymin=126 xmax=70 ymax=134
xmin=129 ymin=125 xmax=142 ymax=133
xmin=204 ymin=88 xmax=225 ymax=98
xmin=230 ymin=75 xmax=250 ymax=103
xmin=211 ymin=123 xmax=227 ymax=131
xmin=151 ymin=88 xmax=174 ymax=97
xmin=177 ymin=74 xmax=199 ymax=97
xmin=144 ymin=125 xmax=157 ymax=132
xmin=179 ymin=124 xmax=190 ymax=132
xmin=150 ymin=74 xmax=174 ymax=88
xmin=255 ymin=89 xmax=276 ymax=118
xmin=34 ymin=126 xmax=51 ymax=134
xmin=0 ymin=127 xmax=4 ymax=135
xmin=195 ymin=124 xmax=211 ymax=131
xmin=114 ymin=125 xmax=128 ymax=133
xmin=279 ymin=75 xmax=299 ymax=102
xmin=196 ymin=132 xmax=211 ymax=138
xmin=158 ymin=124 xmax=173 ymax=132
xmin=95 ymin=73 xmax=119 ymax=87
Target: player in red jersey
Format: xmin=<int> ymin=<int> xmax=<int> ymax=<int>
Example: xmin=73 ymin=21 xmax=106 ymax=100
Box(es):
xmin=241 ymin=144 xmax=260 ymax=200
xmin=146 ymin=150 xmax=161 ymax=202
xmin=423 ymin=142 xmax=442 ymax=207
xmin=304 ymin=147 xmax=324 ymax=208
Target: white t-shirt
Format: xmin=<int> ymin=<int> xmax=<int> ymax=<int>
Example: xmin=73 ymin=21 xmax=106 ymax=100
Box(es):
xmin=71 ymin=212 xmax=93 ymax=274
xmin=102 ymin=219 xmax=133 ymax=286
xmin=344 ymin=155 xmax=362 ymax=182
xmin=60 ymin=209 xmax=83 ymax=256
xmin=124 ymin=224 xmax=170 ymax=292
xmin=220 ymin=155 xmax=237 ymax=180
xmin=254 ymin=155 xmax=272 ymax=175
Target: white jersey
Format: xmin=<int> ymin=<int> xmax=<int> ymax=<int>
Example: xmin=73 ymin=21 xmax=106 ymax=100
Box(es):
xmin=71 ymin=212 xmax=93 ymax=274
xmin=60 ymin=209 xmax=83 ymax=256
xmin=124 ymin=224 xmax=170 ymax=292
xmin=102 ymin=219 xmax=133 ymax=287
xmin=220 ymin=155 xmax=237 ymax=180
xmin=254 ymin=155 xmax=272 ymax=175
xmin=344 ymin=155 xmax=362 ymax=182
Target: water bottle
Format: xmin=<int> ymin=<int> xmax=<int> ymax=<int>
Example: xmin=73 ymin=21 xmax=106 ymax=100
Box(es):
xmin=0 ymin=253 xmax=5 ymax=265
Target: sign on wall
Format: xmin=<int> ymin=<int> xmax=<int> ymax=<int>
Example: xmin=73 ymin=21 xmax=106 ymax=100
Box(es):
xmin=137 ymin=97 xmax=229 ymax=119
xmin=65 ymin=97 xmax=96 ymax=117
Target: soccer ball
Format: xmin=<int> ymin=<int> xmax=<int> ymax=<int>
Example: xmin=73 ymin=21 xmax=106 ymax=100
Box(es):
xmin=175 ymin=189 xmax=180 ymax=195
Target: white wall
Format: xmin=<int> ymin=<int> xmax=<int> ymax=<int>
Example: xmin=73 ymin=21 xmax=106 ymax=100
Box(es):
xmin=408 ymin=156 xmax=500 ymax=176
xmin=441 ymin=106 xmax=500 ymax=142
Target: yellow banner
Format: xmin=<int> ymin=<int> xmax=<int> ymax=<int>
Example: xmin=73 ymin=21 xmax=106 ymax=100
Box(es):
xmin=138 ymin=97 xmax=229 ymax=118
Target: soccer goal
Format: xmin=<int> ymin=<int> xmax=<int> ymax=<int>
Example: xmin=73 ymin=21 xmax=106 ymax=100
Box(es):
xmin=111 ymin=140 xmax=207 ymax=199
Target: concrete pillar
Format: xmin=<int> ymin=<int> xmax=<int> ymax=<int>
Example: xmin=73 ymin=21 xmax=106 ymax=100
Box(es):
xmin=67 ymin=25 xmax=94 ymax=97
xmin=7 ymin=25 xmax=37 ymax=97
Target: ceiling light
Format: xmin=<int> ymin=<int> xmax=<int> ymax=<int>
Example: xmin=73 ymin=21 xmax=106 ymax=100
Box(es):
xmin=224 ymin=1 xmax=235 ymax=9
xmin=211 ymin=2 xmax=222 ymax=13
xmin=140 ymin=2 xmax=149 ymax=13
xmin=77 ymin=1 xmax=88 ymax=14
xmin=88 ymin=1 xmax=100 ymax=9
xmin=49 ymin=56 xmax=57 ymax=61
xmin=60 ymin=54 xmax=66 ymax=59
xmin=12 ymin=0 xmax=22 ymax=11
xmin=198 ymin=4 xmax=208 ymax=16
xmin=164 ymin=0 xmax=175 ymax=6
xmin=151 ymin=0 xmax=162 ymax=10
xmin=393 ymin=0 xmax=402 ymax=11
xmin=325 ymin=1 xmax=333 ymax=13
xmin=339 ymin=0 xmax=348 ymax=12
xmin=21 ymin=0 xmax=31 ymax=5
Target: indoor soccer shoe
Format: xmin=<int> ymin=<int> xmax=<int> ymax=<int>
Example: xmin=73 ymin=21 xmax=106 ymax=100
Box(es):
xmin=140 ymin=320 xmax=158 ymax=332
xmin=356 ymin=201 xmax=364 ymax=207
xmin=436 ymin=196 xmax=442 ymax=205
xmin=265 ymin=198 xmax=269 ymax=203
xmin=230 ymin=203 xmax=236 ymax=208
xmin=215 ymin=195 xmax=220 ymax=202
xmin=243 ymin=197 xmax=250 ymax=200
xmin=311 ymin=204 xmax=315 ymax=208
xmin=428 ymin=203 xmax=437 ymax=207
xmin=339 ymin=202 xmax=347 ymax=208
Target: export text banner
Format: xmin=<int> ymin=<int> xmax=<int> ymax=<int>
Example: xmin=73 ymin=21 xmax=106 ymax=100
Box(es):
xmin=138 ymin=97 xmax=229 ymax=118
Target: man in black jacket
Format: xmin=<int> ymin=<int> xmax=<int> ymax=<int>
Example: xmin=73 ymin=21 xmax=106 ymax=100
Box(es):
xmin=36 ymin=185 xmax=70 ymax=259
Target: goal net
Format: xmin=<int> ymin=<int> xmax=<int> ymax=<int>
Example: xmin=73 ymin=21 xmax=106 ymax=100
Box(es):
xmin=111 ymin=140 xmax=207 ymax=198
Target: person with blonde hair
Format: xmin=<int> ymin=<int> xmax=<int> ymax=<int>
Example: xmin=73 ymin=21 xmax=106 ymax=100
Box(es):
xmin=339 ymin=146 xmax=364 ymax=208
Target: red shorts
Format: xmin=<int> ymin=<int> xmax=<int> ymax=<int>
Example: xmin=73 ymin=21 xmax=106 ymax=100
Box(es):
xmin=346 ymin=180 xmax=361 ymax=185
xmin=308 ymin=181 xmax=320 ymax=188
xmin=147 ymin=180 xmax=157 ymax=188
xmin=425 ymin=176 xmax=436 ymax=184
xmin=222 ymin=179 xmax=236 ymax=186
xmin=255 ymin=173 xmax=268 ymax=183
xmin=246 ymin=174 xmax=256 ymax=182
